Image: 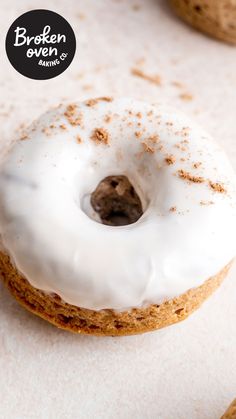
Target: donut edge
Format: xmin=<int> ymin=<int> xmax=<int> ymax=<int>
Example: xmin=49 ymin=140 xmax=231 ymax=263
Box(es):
xmin=169 ymin=0 xmax=236 ymax=45
xmin=221 ymin=399 xmax=236 ymax=419
xmin=0 ymin=251 xmax=232 ymax=336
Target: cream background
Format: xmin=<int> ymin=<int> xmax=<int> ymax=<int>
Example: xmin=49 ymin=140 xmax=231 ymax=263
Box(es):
xmin=0 ymin=1 xmax=236 ymax=418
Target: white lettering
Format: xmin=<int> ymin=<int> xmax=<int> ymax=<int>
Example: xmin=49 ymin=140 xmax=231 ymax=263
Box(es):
xmin=13 ymin=25 xmax=66 ymax=47
xmin=14 ymin=27 xmax=26 ymax=46
xmin=26 ymin=46 xmax=58 ymax=57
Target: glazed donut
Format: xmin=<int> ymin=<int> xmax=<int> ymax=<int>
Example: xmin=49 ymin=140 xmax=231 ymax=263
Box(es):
xmin=0 ymin=97 xmax=235 ymax=336
xmin=170 ymin=0 xmax=236 ymax=45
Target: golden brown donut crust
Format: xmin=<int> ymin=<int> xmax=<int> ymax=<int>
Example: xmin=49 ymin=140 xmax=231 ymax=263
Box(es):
xmin=0 ymin=251 xmax=231 ymax=336
xmin=221 ymin=399 xmax=236 ymax=419
xmin=170 ymin=0 xmax=236 ymax=45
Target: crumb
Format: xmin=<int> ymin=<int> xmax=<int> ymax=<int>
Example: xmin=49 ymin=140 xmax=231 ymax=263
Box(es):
xmin=178 ymin=169 xmax=204 ymax=183
xmin=175 ymin=144 xmax=187 ymax=152
xmin=200 ymin=200 xmax=214 ymax=205
xmin=169 ymin=206 xmax=177 ymax=212
xmin=136 ymin=112 xmax=142 ymax=119
xmin=42 ymin=127 xmax=51 ymax=136
xmin=85 ymin=96 xmax=113 ymax=107
xmin=135 ymin=131 xmax=142 ymax=138
xmin=76 ymin=135 xmax=82 ymax=144
xmin=59 ymin=124 xmax=67 ymax=130
xmin=20 ymin=134 xmax=28 ymax=141
xmin=192 ymin=162 xmax=202 ymax=169
xmin=82 ymin=84 xmax=93 ymax=91
xmin=148 ymin=134 xmax=159 ymax=143
xmin=141 ymin=142 xmax=155 ymax=153
xmin=131 ymin=68 xmax=161 ymax=86
xmin=64 ymin=104 xmax=83 ymax=126
xmin=85 ymin=98 xmax=97 ymax=107
xmin=91 ymin=128 xmax=110 ymax=145
xmin=165 ymin=155 xmax=176 ymax=165
xmin=209 ymin=181 xmax=226 ymax=193
xmin=77 ymin=12 xmax=86 ymax=19
xmin=104 ymin=115 xmax=112 ymax=123
xmin=135 ymin=57 xmax=146 ymax=66
xmin=172 ymin=81 xmax=185 ymax=88
xmin=179 ymin=93 xmax=193 ymax=101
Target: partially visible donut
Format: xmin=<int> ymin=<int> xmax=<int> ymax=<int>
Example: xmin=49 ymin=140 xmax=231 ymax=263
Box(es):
xmin=221 ymin=399 xmax=236 ymax=419
xmin=170 ymin=0 xmax=236 ymax=45
xmin=0 ymin=97 xmax=235 ymax=336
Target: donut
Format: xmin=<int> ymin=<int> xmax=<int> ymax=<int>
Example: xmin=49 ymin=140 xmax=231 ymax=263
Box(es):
xmin=170 ymin=0 xmax=236 ymax=45
xmin=0 ymin=97 xmax=235 ymax=336
xmin=221 ymin=399 xmax=236 ymax=419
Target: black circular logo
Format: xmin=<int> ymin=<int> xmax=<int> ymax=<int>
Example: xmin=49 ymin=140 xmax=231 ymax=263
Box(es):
xmin=5 ymin=9 xmax=76 ymax=80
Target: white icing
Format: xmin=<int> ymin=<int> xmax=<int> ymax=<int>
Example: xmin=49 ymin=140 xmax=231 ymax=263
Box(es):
xmin=0 ymin=98 xmax=235 ymax=310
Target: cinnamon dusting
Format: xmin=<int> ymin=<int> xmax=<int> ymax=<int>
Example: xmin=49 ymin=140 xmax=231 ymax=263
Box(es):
xmin=179 ymin=93 xmax=193 ymax=101
xmin=64 ymin=104 xmax=83 ymax=126
xmin=131 ymin=68 xmax=161 ymax=86
xmin=104 ymin=115 xmax=112 ymax=123
xmin=141 ymin=142 xmax=155 ymax=153
xmin=85 ymin=97 xmax=113 ymax=107
xmin=178 ymin=169 xmax=204 ymax=183
xmin=192 ymin=162 xmax=202 ymax=169
xmin=91 ymin=128 xmax=110 ymax=145
xmin=209 ymin=181 xmax=226 ymax=193
xmin=165 ymin=155 xmax=176 ymax=165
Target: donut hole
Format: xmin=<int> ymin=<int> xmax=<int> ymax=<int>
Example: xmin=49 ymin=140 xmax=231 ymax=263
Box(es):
xmin=90 ymin=175 xmax=143 ymax=226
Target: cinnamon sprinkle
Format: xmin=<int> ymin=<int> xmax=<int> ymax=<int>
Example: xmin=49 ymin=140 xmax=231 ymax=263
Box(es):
xmin=178 ymin=169 xmax=204 ymax=183
xmin=131 ymin=68 xmax=161 ymax=86
xmin=169 ymin=206 xmax=177 ymax=212
xmin=148 ymin=134 xmax=159 ymax=143
xmin=179 ymin=93 xmax=193 ymax=101
xmin=76 ymin=135 xmax=82 ymax=144
xmin=64 ymin=104 xmax=83 ymax=126
xmin=192 ymin=162 xmax=202 ymax=169
xmin=91 ymin=128 xmax=110 ymax=145
xmin=172 ymin=81 xmax=185 ymax=89
xmin=104 ymin=115 xmax=112 ymax=123
xmin=20 ymin=134 xmax=28 ymax=141
xmin=209 ymin=181 xmax=226 ymax=193
xmin=200 ymin=200 xmax=214 ymax=206
xmin=85 ymin=97 xmax=113 ymax=107
xmin=165 ymin=155 xmax=176 ymax=165
xmin=141 ymin=142 xmax=155 ymax=153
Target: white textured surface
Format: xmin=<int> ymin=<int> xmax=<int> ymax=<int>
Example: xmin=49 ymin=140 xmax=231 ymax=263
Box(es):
xmin=0 ymin=0 xmax=236 ymax=418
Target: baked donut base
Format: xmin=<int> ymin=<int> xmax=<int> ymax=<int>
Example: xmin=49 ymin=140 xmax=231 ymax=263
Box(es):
xmin=221 ymin=399 xmax=236 ymax=419
xmin=170 ymin=0 xmax=236 ymax=45
xmin=0 ymin=252 xmax=231 ymax=336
